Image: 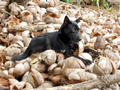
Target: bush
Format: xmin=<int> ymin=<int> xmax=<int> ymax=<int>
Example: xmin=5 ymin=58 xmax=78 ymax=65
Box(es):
xmin=62 ymin=0 xmax=113 ymax=10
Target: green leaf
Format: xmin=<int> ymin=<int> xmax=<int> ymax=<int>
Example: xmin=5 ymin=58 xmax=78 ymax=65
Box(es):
xmin=31 ymin=58 xmax=39 ymax=64
xmin=62 ymin=0 xmax=71 ymax=2
xmin=107 ymin=7 xmax=113 ymax=11
xmin=103 ymin=1 xmax=109 ymax=9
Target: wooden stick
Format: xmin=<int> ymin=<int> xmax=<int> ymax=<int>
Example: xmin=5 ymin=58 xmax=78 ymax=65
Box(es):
xmin=8 ymin=24 xmax=61 ymax=32
xmin=33 ymin=70 xmax=120 ymax=90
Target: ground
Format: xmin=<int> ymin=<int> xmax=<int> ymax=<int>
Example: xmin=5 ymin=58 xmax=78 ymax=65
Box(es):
xmin=0 ymin=0 xmax=120 ymax=90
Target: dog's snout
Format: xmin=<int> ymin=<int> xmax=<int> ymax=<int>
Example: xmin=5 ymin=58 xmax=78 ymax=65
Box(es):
xmin=79 ymin=38 xmax=82 ymax=41
xmin=76 ymin=32 xmax=81 ymax=41
xmin=78 ymin=37 xmax=81 ymax=41
xmin=78 ymin=34 xmax=81 ymax=41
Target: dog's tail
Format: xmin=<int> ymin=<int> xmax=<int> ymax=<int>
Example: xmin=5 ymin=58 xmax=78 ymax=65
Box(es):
xmin=11 ymin=47 xmax=32 ymax=62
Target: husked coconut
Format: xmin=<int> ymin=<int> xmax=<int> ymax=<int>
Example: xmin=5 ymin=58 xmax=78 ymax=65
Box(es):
xmin=62 ymin=57 xmax=85 ymax=76
xmin=91 ymin=88 xmax=100 ymax=90
xmin=4 ymin=61 xmax=15 ymax=69
xmin=22 ymin=30 xmax=30 ymax=38
xmin=47 ymin=0 xmax=59 ymax=7
xmin=94 ymin=36 xmax=107 ymax=50
xmin=35 ymin=7 xmax=46 ymax=20
xmin=27 ymin=3 xmax=37 ymax=16
xmin=0 ymin=0 xmax=8 ymax=10
xmin=38 ymin=0 xmax=47 ymax=7
xmin=23 ymin=82 xmax=33 ymax=90
xmin=48 ymin=75 xmax=66 ymax=85
xmin=78 ymin=41 xmax=84 ymax=53
xmin=31 ymin=62 xmax=46 ymax=73
xmin=78 ymin=53 xmax=93 ymax=61
xmin=13 ymin=63 xmax=25 ymax=77
xmin=21 ymin=10 xmax=33 ymax=23
xmin=81 ymin=32 xmax=90 ymax=43
xmin=5 ymin=47 xmax=21 ymax=56
xmin=0 ymin=46 xmax=6 ymax=53
xmin=23 ymin=37 xmax=31 ymax=47
xmin=48 ymin=63 xmax=57 ymax=73
xmin=9 ymin=79 xmax=26 ymax=90
xmin=13 ymin=63 xmax=30 ymax=77
xmin=53 ymin=67 xmax=62 ymax=75
xmin=9 ymin=2 xmax=21 ymax=15
xmin=9 ymin=68 xmax=14 ymax=75
xmin=85 ymin=63 xmax=95 ymax=72
xmin=14 ymin=81 xmax=26 ymax=90
xmin=19 ymin=22 xmax=28 ymax=28
xmin=77 ymin=70 xmax=97 ymax=81
xmin=41 ymin=50 xmax=56 ymax=65
xmin=3 ymin=70 xmax=8 ymax=75
xmin=22 ymin=72 xmax=36 ymax=87
xmin=31 ymin=69 xmax=44 ymax=85
xmin=68 ymin=69 xmax=97 ymax=81
xmin=43 ymin=27 xmax=55 ymax=33
xmin=15 ymin=40 xmax=24 ymax=48
xmin=58 ymin=59 xmax=65 ymax=67
xmin=104 ymin=49 xmax=120 ymax=65
xmin=2 ymin=27 xmax=8 ymax=33
xmin=47 ymin=7 xmax=59 ymax=18
xmin=44 ymin=15 xmax=63 ymax=24
xmin=62 ymin=57 xmax=85 ymax=70
xmin=6 ymin=33 xmax=14 ymax=41
xmin=13 ymin=35 xmax=23 ymax=41
xmin=63 ymin=68 xmax=81 ymax=77
xmin=93 ymin=56 xmax=116 ymax=76
xmin=82 ymin=11 xmax=96 ymax=23
xmin=9 ymin=79 xmax=19 ymax=86
xmin=23 ymin=62 xmax=30 ymax=72
xmin=22 ymin=69 xmax=44 ymax=88
xmin=109 ymin=83 xmax=120 ymax=90
xmin=112 ymin=37 xmax=120 ymax=45
xmin=37 ymin=81 xmax=53 ymax=88
xmin=8 ymin=16 xmax=20 ymax=30
xmin=68 ymin=70 xmax=80 ymax=80
xmin=56 ymin=53 xmax=64 ymax=63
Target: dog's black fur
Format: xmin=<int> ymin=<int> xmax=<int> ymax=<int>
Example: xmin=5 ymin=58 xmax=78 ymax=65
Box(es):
xmin=11 ymin=16 xmax=98 ymax=65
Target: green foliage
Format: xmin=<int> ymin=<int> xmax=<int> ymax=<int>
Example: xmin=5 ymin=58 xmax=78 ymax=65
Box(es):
xmin=91 ymin=0 xmax=100 ymax=7
xmin=61 ymin=0 xmax=113 ymax=10
xmin=103 ymin=1 xmax=113 ymax=11
xmin=62 ymin=0 xmax=71 ymax=3
xmin=91 ymin=0 xmax=113 ymax=10
xmin=103 ymin=1 xmax=109 ymax=8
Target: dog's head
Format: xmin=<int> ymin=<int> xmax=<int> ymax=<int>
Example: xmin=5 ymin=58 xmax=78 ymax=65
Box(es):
xmin=59 ymin=16 xmax=81 ymax=42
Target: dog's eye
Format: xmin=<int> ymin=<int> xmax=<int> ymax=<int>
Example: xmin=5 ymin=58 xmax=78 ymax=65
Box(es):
xmin=73 ymin=27 xmax=76 ymax=32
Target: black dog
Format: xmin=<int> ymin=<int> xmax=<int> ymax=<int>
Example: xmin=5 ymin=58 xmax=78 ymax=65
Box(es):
xmin=11 ymin=16 xmax=97 ymax=65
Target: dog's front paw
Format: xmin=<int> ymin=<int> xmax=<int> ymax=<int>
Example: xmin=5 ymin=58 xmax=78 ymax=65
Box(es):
xmin=82 ymin=60 xmax=92 ymax=65
xmin=73 ymin=44 xmax=78 ymax=50
xmin=96 ymin=51 xmax=100 ymax=55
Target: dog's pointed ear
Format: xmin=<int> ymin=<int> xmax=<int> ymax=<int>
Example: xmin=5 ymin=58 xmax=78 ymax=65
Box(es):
xmin=75 ymin=17 xmax=82 ymax=23
xmin=63 ymin=16 xmax=71 ymax=24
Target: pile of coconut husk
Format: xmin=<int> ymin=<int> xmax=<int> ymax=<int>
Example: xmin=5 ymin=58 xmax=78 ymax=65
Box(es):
xmin=1 ymin=0 xmax=120 ymax=90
